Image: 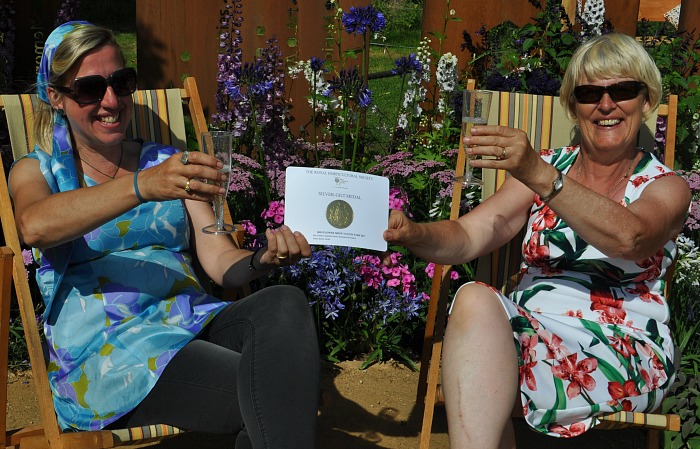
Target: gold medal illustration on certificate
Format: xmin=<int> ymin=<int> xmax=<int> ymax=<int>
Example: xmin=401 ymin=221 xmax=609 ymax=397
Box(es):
xmin=326 ymin=199 xmax=354 ymax=229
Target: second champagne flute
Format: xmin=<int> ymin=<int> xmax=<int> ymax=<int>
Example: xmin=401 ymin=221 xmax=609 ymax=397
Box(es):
xmin=454 ymin=89 xmax=492 ymax=186
xmin=201 ymin=131 xmax=236 ymax=235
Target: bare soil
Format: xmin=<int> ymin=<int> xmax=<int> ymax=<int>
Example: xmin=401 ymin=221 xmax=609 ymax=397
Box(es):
xmin=6 ymin=361 xmax=648 ymax=448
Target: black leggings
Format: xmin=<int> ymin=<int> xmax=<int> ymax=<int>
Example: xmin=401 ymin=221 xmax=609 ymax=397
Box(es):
xmin=107 ymin=285 xmax=320 ymax=449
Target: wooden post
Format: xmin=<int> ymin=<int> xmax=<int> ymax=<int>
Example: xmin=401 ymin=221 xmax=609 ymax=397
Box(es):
xmin=679 ymin=0 xmax=700 ymax=36
xmin=604 ymin=0 xmax=641 ymax=36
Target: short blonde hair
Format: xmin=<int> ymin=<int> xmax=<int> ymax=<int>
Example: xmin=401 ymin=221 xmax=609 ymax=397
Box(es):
xmin=34 ymin=24 xmax=123 ymax=154
xmin=559 ymin=33 xmax=662 ymax=120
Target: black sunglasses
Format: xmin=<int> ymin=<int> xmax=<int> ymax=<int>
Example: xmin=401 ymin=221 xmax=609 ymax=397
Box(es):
xmin=50 ymin=67 xmax=138 ymax=105
xmin=573 ymin=81 xmax=646 ymax=104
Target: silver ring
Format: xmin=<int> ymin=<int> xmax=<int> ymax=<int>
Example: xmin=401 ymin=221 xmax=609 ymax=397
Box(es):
xmin=184 ymin=179 xmax=192 ymax=193
xmin=181 ymin=151 xmax=189 ymax=165
xmin=499 ymin=148 xmax=507 ymax=160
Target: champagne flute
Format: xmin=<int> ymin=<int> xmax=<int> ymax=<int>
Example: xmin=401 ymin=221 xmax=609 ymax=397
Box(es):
xmin=201 ymin=131 xmax=236 ymax=234
xmin=453 ymin=89 xmax=492 ymax=186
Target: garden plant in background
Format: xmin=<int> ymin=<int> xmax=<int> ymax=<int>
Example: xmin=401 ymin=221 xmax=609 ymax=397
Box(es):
xmin=214 ymin=0 xmax=470 ymax=367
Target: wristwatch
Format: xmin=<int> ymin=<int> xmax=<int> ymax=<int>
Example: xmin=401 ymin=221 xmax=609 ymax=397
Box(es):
xmin=540 ymin=170 xmax=564 ymax=202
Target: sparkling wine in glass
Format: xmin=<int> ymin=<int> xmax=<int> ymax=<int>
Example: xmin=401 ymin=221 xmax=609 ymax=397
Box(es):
xmin=201 ymin=131 xmax=236 ymax=235
xmin=454 ymin=90 xmax=492 ymax=186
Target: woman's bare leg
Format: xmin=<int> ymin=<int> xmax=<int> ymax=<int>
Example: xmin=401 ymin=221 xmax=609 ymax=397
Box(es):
xmin=442 ymin=283 xmax=519 ymax=449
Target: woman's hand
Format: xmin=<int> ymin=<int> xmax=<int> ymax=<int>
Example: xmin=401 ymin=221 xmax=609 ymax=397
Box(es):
xmin=136 ymin=151 xmax=228 ymax=202
xmin=381 ymin=209 xmax=420 ymax=265
xmin=259 ymin=225 xmax=312 ymax=267
xmin=465 ymin=125 xmax=549 ymax=187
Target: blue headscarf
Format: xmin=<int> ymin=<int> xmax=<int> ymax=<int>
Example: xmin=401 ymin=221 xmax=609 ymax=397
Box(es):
xmin=37 ymin=20 xmax=91 ymax=191
xmin=33 ymin=21 xmax=92 ymax=308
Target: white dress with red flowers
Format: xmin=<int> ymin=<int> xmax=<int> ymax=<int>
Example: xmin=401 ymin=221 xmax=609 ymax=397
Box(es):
xmin=494 ymin=146 xmax=676 ymax=437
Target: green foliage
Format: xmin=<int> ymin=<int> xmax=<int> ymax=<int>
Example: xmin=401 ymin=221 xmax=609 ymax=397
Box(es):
xmin=662 ymin=361 xmax=700 ymax=449
xmin=462 ymin=0 xmax=593 ymax=95
xmin=372 ymin=0 xmax=422 ymax=36
xmin=638 ymin=22 xmax=700 ymax=170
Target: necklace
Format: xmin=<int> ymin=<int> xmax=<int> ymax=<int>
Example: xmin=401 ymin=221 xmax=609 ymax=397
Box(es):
xmin=577 ymin=155 xmax=635 ymax=198
xmin=76 ymin=147 xmax=124 ymax=179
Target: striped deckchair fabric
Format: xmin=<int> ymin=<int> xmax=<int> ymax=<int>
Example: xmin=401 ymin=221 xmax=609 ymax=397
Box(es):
xmin=1 ymin=94 xmax=40 ymax=159
xmin=595 ymin=411 xmax=681 ymax=431
xmin=110 ymin=423 xmax=187 ymax=445
xmin=489 ymin=91 xmax=576 ymax=152
xmin=128 ymin=88 xmax=187 ymax=151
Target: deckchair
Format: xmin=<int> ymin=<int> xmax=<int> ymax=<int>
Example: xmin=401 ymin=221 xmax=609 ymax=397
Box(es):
xmin=416 ymin=88 xmax=681 ymax=449
xmin=0 ymin=77 xmax=245 ymax=449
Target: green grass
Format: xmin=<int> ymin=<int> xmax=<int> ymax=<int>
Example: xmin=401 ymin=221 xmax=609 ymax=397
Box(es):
xmin=114 ymin=32 xmax=137 ymax=68
xmin=78 ymin=1 xmax=137 ymax=68
xmin=367 ymin=29 xmax=422 ymax=152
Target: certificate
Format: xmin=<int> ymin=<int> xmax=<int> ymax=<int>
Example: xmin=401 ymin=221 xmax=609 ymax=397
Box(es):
xmin=284 ymin=167 xmax=390 ymax=251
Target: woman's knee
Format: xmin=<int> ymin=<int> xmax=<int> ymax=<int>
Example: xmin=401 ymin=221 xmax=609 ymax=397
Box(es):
xmin=450 ymin=282 xmax=502 ymax=317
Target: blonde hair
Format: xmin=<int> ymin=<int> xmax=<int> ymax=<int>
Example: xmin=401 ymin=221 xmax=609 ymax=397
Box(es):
xmin=559 ymin=33 xmax=662 ymax=121
xmin=34 ymin=24 xmax=123 ymax=154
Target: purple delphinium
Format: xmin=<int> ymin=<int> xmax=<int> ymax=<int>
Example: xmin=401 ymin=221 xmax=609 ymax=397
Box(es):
xmin=54 ymin=0 xmax=80 ymax=26
xmin=213 ymin=0 xmax=244 ymax=127
xmin=341 ymin=5 xmax=386 ymax=36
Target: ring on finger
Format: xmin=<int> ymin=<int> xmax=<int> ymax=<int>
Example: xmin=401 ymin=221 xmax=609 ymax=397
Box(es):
xmin=276 ymin=253 xmax=288 ymax=260
xmin=499 ymin=148 xmax=507 ymax=160
xmin=181 ymin=151 xmax=190 ymax=165
xmin=184 ymin=179 xmax=192 ymax=193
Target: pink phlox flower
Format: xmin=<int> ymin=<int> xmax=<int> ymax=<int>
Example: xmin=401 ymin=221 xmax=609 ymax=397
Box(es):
xmin=425 ymin=262 xmax=435 ymax=278
xmin=261 ymin=200 xmax=285 ymax=227
xmin=240 ymin=219 xmax=257 ymax=236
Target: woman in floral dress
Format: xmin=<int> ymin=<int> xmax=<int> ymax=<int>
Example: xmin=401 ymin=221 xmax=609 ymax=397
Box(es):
xmin=10 ymin=22 xmax=319 ymax=448
xmin=383 ymin=33 xmax=691 ymax=448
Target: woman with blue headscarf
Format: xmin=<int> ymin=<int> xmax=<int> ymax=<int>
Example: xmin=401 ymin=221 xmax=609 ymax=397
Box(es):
xmin=9 ymin=21 xmax=320 ymax=448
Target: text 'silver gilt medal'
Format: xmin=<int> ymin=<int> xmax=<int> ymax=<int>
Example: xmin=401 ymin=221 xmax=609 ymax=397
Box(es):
xmin=326 ymin=200 xmax=354 ymax=229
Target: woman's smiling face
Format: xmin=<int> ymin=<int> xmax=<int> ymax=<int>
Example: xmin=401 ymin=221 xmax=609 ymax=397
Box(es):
xmin=50 ymin=44 xmax=133 ymax=153
xmin=574 ymin=76 xmax=650 ymax=156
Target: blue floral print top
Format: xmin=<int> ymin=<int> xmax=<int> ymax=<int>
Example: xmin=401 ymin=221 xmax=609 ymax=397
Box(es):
xmin=25 ymin=142 xmax=228 ymax=431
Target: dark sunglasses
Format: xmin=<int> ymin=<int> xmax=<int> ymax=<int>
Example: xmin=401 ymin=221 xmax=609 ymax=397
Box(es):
xmin=50 ymin=67 xmax=138 ymax=105
xmin=573 ymin=81 xmax=646 ymax=104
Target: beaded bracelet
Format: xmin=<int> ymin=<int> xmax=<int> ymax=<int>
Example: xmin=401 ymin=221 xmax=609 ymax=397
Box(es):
xmin=133 ymin=170 xmax=145 ymax=203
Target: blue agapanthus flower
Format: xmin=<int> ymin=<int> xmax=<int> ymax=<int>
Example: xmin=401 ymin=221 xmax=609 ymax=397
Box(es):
xmin=309 ymin=57 xmax=326 ymax=73
xmin=341 ymin=5 xmax=387 ymax=36
xmin=392 ymin=53 xmax=422 ymax=76
xmin=324 ymin=67 xmax=373 ymax=109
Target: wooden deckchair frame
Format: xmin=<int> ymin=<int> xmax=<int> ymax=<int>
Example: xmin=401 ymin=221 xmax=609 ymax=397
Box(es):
xmin=416 ymin=87 xmax=681 ymax=449
xmin=0 ymin=77 xmax=245 ymax=449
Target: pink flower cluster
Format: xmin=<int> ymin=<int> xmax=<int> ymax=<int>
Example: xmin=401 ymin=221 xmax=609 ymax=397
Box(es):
xmin=240 ymin=219 xmax=257 ymax=236
xmin=389 ymin=187 xmax=411 ymax=216
xmin=355 ymin=253 xmax=416 ymax=294
xmin=22 ymin=249 xmax=33 ymax=279
xmin=424 ymin=262 xmax=459 ymax=280
xmin=261 ymin=200 xmax=285 ymax=227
